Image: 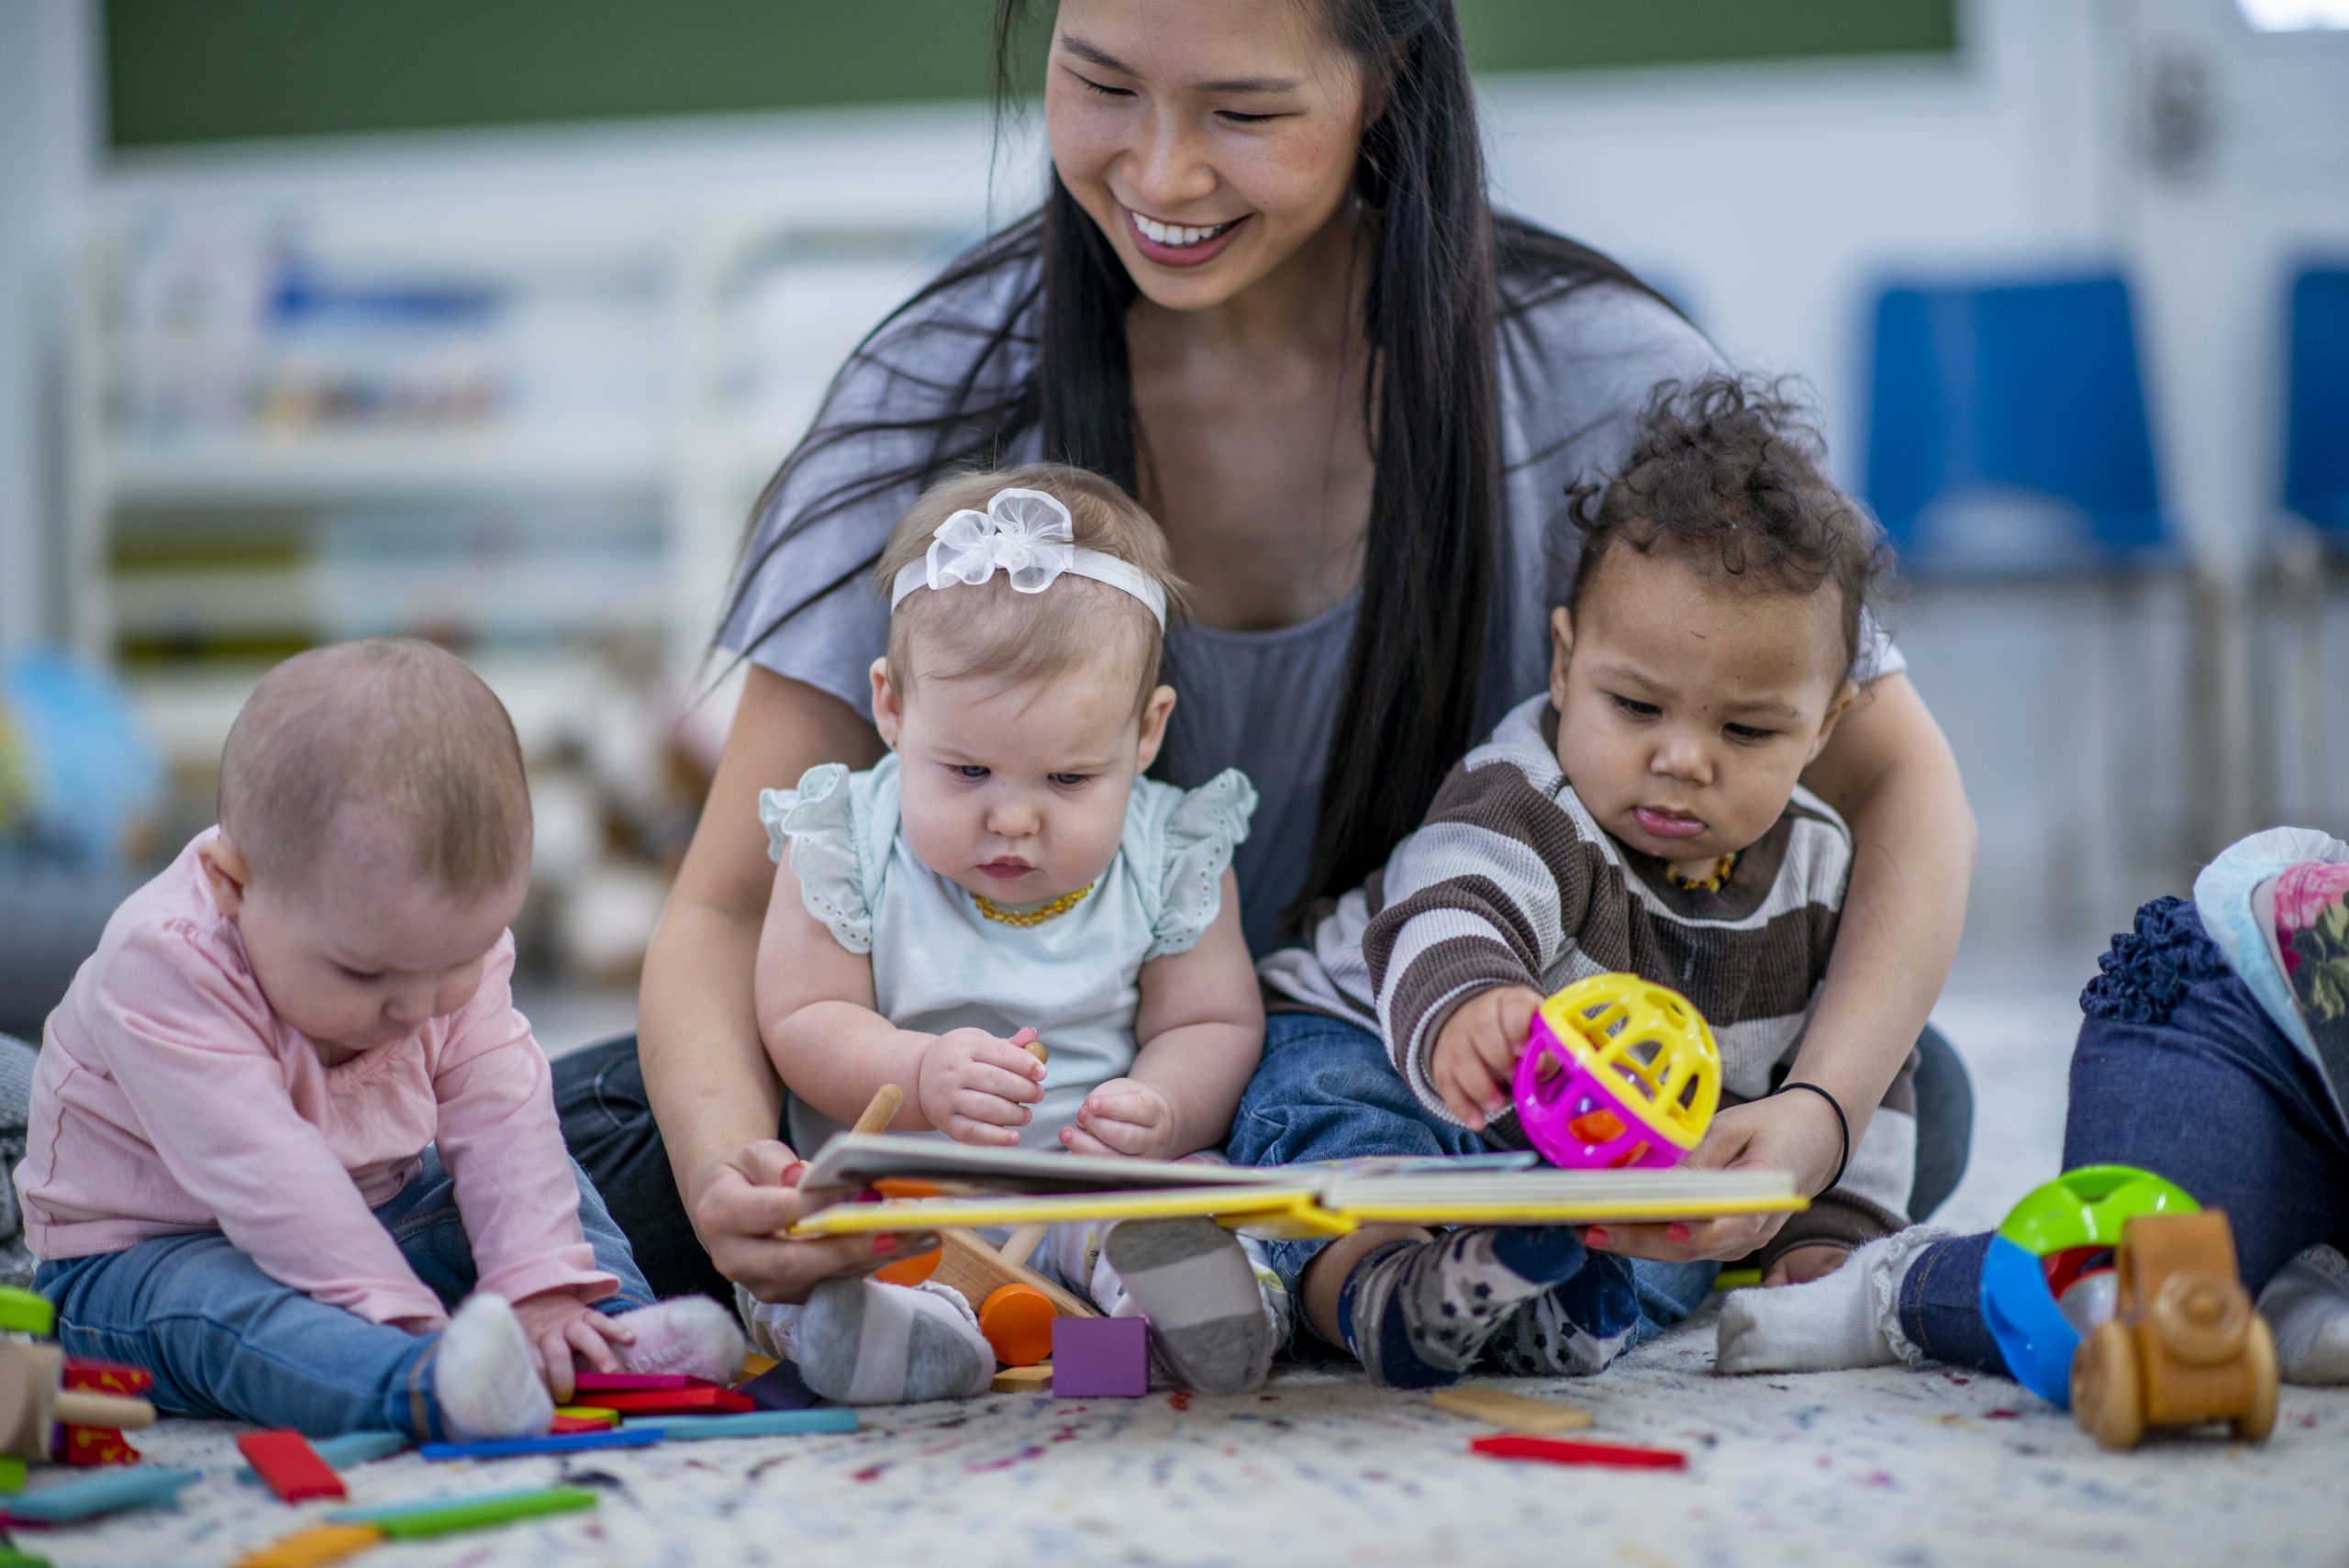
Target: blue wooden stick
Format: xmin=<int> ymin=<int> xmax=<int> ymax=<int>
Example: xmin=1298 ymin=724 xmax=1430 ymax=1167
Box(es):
xmin=236 ymin=1429 xmax=406 ymax=1483
xmin=417 ymin=1427 xmax=664 ymax=1461
xmin=3 ymin=1466 xmax=202 ymax=1521
xmin=652 ymin=1409 xmax=858 ymax=1440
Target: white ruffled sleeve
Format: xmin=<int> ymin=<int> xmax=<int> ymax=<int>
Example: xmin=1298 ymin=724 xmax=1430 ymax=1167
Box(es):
xmin=1147 ymin=769 xmax=1259 ymax=960
xmin=758 ymin=763 xmax=874 ymax=954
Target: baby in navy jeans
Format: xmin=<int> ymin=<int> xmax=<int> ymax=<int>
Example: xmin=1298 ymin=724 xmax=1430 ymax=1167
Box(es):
xmin=16 ymin=638 xmax=740 ymax=1440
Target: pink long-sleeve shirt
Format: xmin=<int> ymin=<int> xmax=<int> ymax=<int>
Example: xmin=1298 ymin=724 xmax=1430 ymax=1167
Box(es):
xmin=15 ymin=831 xmax=615 ymax=1330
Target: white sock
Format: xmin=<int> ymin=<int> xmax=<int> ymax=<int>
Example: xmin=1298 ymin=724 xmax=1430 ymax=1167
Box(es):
xmin=435 ymin=1294 xmax=554 ymax=1441
xmin=607 ymin=1296 xmax=748 ymax=1385
xmin=786 ymin=1278 xmax=993 ymax=1406
xmin=1716 ymin=1228 xmax=1947 ymax=1375
xmin=2259 ymin=1245 xmax=2349 ymax=1385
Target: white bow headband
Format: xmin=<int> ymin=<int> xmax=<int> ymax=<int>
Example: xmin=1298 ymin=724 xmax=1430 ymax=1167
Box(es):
xmin=887 ymin=487 xmax=1168 ymax=630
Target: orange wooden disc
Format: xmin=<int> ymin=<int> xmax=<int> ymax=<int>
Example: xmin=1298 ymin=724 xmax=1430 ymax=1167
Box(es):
xmin=873 ymin=1248 xmax=942 ymax=1288
xmin=978 ymin=1284 xmax=1058 ymax=1367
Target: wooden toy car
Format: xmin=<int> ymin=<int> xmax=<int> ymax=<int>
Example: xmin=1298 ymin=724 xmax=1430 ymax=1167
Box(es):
xmin=2068 ymin=1208 xmax=2277 ymax=1451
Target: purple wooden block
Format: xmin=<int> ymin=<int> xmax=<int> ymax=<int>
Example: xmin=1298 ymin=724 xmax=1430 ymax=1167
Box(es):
xmin=1051 ymin=1317 xmax=1149 ymax=1397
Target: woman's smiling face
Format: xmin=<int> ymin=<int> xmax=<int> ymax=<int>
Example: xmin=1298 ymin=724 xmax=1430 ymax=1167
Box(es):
xmin=1044 ymin=0 xmax=1369 ymax=313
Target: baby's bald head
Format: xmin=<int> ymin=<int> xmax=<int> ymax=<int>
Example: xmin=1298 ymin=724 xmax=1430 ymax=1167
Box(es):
xmin=218 ymin=639 xmax=531 ymax=901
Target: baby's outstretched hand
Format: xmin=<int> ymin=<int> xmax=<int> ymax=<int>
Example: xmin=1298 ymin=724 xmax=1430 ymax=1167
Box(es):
xmin=1063 ymin=1078 xmax=1174 ymax=1160
xmin=918 ymin=1027 xmax=1046 ymax=1147
xmin=1430 ymin=985 xmax=1544 ymax=1130
xmin=510 ymin=1290 xmax=632 ymax=1405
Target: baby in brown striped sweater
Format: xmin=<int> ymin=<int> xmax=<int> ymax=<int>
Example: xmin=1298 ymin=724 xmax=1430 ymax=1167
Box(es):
xmin=1251 ymin=373 xmax=1917 ymax=1386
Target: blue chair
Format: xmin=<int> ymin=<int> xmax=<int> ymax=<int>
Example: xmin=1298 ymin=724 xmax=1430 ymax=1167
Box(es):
xmin=2284 ymin=265 xmax=2349 ymax=541
xmin=1865 ymin=272 xmax=2185 ymax=576
xmin=2265 ymin=262 xmax=2349 ymax=824
xmin=1862 ymin=269 xmax=2221 ymax=872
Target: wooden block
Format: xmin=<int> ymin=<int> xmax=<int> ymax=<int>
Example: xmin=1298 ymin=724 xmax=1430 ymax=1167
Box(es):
xmin=977 ymin=1284 xmax=1057 ymax=1367
xmin=569 ymin=1385 xmax=755 ymax=1416
xmin=0 ymin=1456 xmax=23 ymax=1493
xmin=238 ymin=1430 xmax=348 ymax=1504
xmin=651 ymin=1409 xmax=859 ymax=1440
xmin=1 ymin=1465 xmax=201 ymax=1521
xmin=990 ymin=1363 xmax=1055 ymax=1394
xmin=733 ymin=1359 xmax=825 ymax=1411
xmin=340 ymin=1486 xmax=598 ymax=1540
xmin=572 ymin=1371 xmax=706 ymax=1392
xmin=931 ymin=1230 xmax=1097 ymax=1319
xmin=61 ymin=1360 xmax=152 ymax=1396
xmin=233 ymin=1523 xmax=384 ymax=1568
xmin=1468 ymin=1433 xmax=1686 ymax=1471
xmin=418 ymin=1428 xmax=662 ymax=1461
xmin=550 ymin=1413 xmax=617 ymax=1435
xmin=1430 ymin=1385 xmax=1593 ymax=1434
xmin=740 ymin=1352 xmax=780 ymax=1378
xmin=552 ymin=1405 xmax=621 ymax=1425
xmin=57 ymin=1425 xmax=140 ymax=1466
xmin=235 ymin=1431 xmax=403 ymax=1485
xmin=1051 ymin=1318 xmax=1148 ymax=1397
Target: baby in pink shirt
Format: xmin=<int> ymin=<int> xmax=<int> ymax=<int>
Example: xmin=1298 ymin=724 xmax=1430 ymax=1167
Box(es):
xmin=17 ymin=638 xmax=740 ymax=1440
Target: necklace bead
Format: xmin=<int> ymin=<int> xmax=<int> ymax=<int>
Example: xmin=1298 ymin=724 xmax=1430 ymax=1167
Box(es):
xmin=972 ymin=881 xmax=1096 ymax=928
xmin=1664 ymin=851 xmax=1739 ymax=894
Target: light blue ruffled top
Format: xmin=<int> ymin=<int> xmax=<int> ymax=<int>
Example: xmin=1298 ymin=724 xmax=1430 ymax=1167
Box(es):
xmin=761 ymin=753 xmax=1256 ymax=1152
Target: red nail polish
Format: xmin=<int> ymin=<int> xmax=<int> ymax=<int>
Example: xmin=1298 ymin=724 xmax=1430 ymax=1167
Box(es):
xmin=778 ymin=1162 xmax=807 ymax=1189
xmin=873 ymin=1235 xmax=900 ymax=1255
xmin=1586 ymin=1229 xmax=1610 ymax=1248
xmin=1666 ymin=1224 xmax=1692 ymax=1243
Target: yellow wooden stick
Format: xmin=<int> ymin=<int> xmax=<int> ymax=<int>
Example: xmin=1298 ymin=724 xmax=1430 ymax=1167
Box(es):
xmin=234 ymin=1522 xmax=384 ymax=1568
xmin=1431 ymin=1385 xmax=1594 ymax=1433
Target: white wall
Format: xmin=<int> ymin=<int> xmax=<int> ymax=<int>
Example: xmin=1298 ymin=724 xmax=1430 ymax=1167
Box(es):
xmin=0 ymin=0 xmax=95 ymax=650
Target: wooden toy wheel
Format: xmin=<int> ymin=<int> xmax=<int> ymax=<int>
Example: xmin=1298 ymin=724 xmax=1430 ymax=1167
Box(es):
xmin=2234 ymin=1314 xmax=2278 ymax=1443
xmin=2073 ymin=1321 xmax=2144 ymax=1451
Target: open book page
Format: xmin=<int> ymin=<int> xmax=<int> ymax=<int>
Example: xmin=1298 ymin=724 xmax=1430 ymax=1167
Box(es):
xmin=789 ymin=1135 xmax=1801 ymax=1238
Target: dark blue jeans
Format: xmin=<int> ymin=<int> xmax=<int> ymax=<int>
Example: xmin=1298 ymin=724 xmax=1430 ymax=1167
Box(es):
xmin=36 ymin=1147 xmax=652 ymax=1439
xmin=1226 ymin=1010 xmax=1716 ymax=1352
xmin=1899 ymin=897 xmax=2349 ymax=1372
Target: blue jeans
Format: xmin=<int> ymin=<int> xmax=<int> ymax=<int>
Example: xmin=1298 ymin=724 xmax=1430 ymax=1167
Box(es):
xmin=1227 ymin=1010 xmax=1716 ymax=1356
xmin=1898 ymin=897 xmax=2349 ymax=1373
xmin=36 ymin=1147 xmax=652 ymax=1440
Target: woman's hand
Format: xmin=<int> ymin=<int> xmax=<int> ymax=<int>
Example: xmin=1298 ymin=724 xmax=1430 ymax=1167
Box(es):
xmin=687 ymin=1139 xmax=934 ymax=1305
xmin=1430 ymin=986 xmax=1543 ymax=1129
xmin=1581 ymin=1093 xmax=1844 ymax=1263
xmin=1063 ymin=1077 xmax=1175 ymax=1159
xmin=917 ymin=1028 xmax=1047 ymax=1147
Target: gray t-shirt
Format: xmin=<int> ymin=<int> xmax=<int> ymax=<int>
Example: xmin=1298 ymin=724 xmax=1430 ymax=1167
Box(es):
xmin=718 ymin=250 xmax=1901 ymax=954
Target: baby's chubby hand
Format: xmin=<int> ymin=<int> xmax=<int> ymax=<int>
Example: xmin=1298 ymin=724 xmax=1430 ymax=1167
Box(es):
xmin=510 ymin=1289 xmax=632 ymax=1405
xmin=918 ymin=1026 xmax=1046 ymax=1147
xmin=1430 ymin=985 xmax=1545 ymax=1130
xmin=1062 ymin=1077 xmax=1174 ymax=1160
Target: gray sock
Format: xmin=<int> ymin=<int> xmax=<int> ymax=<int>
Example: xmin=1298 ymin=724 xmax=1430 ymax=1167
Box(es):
xmin=1486 ymin=1252 xmax=1643 ymax=1378
xmin=1105 ymin=1218 xmax=1272 ymax=1396
xmin=794 ymin=1278 xmax=992 ymax=1406
xmin=1341 ymin=1227 xmax=1595 ymax=1390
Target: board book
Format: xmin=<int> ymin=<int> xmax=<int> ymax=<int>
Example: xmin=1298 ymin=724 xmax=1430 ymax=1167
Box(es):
xmin=787 ymin=1134 xmax=1803 ymax=1240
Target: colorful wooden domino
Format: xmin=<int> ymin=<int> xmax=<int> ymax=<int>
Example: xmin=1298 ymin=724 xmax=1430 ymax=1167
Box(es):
xmin=650 ymin=1410 xmax=858 ymax=1440
xmin=418 ymin=1428 xmax=663 ymax=1461
xmin=569 ymin=1385 xmax=754 ymax=1416
xmin=1 ymin=1465 xmax=202 ymax=1521
xmin=236 ymin=1430 xmax=404 ymax=1485
xmin=233 ymin=1521 xmax=383 ymax=1568
xmin=237 ymin=1430 xmax=348 ymax=1504
xmin=328 ymin=1485 xmax=598 ymax=1537
xmin=1051 ymin=1318 xmax=1148 ymax=1398
xmin=1467 ymin=1433 xmax=1687 ymax=1471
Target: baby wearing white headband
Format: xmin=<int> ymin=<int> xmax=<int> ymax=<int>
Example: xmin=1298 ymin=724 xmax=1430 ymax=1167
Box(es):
xmin=746 ymin=464 xmax=1279 ymax=1404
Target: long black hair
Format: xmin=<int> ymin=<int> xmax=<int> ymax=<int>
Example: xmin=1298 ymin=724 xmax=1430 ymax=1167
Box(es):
xmin=723 ymin=0 xmax=1664 ymax=918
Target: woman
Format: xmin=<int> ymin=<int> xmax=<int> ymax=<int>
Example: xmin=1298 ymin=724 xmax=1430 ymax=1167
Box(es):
xmin=558 ymin=0 xmax=1976 ymax=1312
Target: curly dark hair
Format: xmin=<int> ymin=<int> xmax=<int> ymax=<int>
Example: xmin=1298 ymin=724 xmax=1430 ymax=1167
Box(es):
xmin=1562 ymin=374 xmax=1895 ymax=676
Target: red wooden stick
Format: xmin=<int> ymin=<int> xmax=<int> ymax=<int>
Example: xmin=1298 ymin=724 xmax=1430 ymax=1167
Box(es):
xmin=570 ymin=1372 xmax=707 ymax=1393
xmin=237 ymin=1429 xmax=349 ymax=1503
xmin=567 ymin=1386 xmax=756 ymax=1416
xmin=1468 ymin=1433 xmax=1687 ymax=1472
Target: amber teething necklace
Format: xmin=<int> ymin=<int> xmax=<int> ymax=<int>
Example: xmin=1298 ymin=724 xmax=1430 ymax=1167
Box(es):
xmin=972 ymin=882 xmax=1096 ymax=928
xmin=1664 ymin=852 xmax=1738 ymax=893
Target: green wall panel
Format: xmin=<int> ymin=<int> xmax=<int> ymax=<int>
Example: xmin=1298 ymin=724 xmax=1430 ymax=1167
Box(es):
xmin=106 ymin=0 xmax=1958 ymax=150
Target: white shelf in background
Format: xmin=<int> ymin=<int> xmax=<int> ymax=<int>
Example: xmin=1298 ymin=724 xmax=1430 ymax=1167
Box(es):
xmin=100 ymin=428 xmax=670 ymax=506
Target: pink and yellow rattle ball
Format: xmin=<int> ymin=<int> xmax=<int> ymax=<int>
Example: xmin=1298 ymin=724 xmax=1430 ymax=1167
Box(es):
xmin=1514 ymin=974 xmax=1722 ymax=1170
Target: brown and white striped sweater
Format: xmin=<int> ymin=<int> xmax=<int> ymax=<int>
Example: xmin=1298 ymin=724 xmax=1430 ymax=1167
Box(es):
xmin=1260 ymin=695 xmax=1916 ymax=1262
